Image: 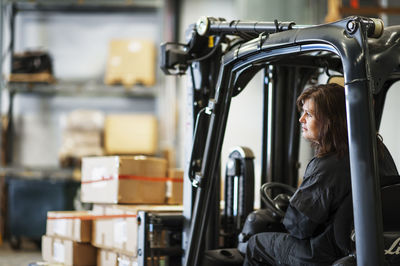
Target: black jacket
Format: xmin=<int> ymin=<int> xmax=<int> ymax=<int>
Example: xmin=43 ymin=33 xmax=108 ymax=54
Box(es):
xmin=282 ymin=146 xmax=398 ymax=265
xmin=244 ymin=145 xmax=398 ymax=266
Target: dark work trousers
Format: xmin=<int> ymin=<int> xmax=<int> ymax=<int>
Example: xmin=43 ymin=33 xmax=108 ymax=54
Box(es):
xmin=243 ymin=231 xmax=340 ymax=266
xmin=243 ymin=233 xmax=279 ymax=266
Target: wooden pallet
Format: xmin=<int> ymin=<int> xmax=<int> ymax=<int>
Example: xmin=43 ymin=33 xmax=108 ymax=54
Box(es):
xmin=8 ymin=72 xmax=55 ymax=83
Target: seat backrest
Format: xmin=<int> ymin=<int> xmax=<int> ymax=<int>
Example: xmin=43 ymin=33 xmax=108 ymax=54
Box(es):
xmin=382 ymin=183 xmax=400 ymax=231
xmin=332 ymin=176 xmax=400 ymax=260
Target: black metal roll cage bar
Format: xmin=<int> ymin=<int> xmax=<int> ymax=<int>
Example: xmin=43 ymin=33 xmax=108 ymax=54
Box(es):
xmin=161 ymin=15 xmax=400 ymax=266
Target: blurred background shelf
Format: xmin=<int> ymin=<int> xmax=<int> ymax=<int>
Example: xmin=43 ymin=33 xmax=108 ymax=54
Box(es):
xmin=0 ymin=0 xmax=179 ymax=252
xmin=5 ymin=0 xmax=164 ymax=11
xmin=0 ymin=165 xmax=75 ymax=179
xmin=6 ymin=80 xmax=159 ymax=98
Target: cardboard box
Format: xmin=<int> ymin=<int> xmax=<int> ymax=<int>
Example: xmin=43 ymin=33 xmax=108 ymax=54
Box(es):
xmin=62 ymin=130 xmax=102 ymax=148
xmin=81 ymin=156 xmax=167 ymax=204
xmin=65 ymin=110 xmax=104 ymax=131
xmin=91 ymin=204 xmax=142 ymax=256
xmin=118 ymin=253 xmax=137 ymax=266
xmin=97 ymin=249 xmax=162 ymax=266
xmin=162 ymin=147 xmax=176 ymax=169
xmin=104 ymin=114 xmax=158 ymax=155
xmin=166 ymin=168 xmax=184 ymax=205
xmin=91 ymin=204 xmax=183 ymax=256
xmin=104 ymin=39 xmax=156 ymax=87
xmin=59 ymin=130 xmax=104 ymax=167
xmin=97 ymin=249 xmax=118 ymax=266
xmin=46 ymin=211 xmax=92 ymax=243
xmin=42 ymin=235 xmax=97 ymax=266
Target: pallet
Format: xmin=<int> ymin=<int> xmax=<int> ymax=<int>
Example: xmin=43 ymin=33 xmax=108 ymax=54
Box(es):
xmin=8 ymin=72 xmax=55 ymax=83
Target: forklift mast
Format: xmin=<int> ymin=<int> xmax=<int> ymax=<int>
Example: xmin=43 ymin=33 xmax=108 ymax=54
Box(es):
xmin=161 ymin=16 xmax=400 ymax=266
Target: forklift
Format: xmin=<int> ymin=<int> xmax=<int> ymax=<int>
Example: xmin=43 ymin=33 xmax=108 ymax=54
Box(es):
xmin=156 ymin=15 xmax=400 ymax=266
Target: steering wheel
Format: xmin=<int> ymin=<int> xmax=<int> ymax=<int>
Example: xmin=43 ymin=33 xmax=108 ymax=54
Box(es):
xmin=261 ymin=182 xmax=296 ymax=218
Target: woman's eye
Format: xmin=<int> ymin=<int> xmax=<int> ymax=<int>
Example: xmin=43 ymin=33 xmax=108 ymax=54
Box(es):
xmin=301 ymin=111 xmax=311 ymax=118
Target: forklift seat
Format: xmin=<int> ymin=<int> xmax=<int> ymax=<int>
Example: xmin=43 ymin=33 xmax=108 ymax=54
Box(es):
xmin=381 ymin=182 xmax=400 ymax=265
xmin=333 ymin=176 xmax=400 ymax=265
xmin=381 ymin=180 xmax=400 ymax=231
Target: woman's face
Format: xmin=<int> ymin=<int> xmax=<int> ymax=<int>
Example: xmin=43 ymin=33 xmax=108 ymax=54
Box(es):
xmin=299 ymin=98 xmax=319 ymax=143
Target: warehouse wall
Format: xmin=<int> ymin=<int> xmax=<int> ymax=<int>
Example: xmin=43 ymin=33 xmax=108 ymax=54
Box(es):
xmin=380 ymin=84 xmax=400 ymax=170
xmin=379 ymin=0 xmax=400 ymax=170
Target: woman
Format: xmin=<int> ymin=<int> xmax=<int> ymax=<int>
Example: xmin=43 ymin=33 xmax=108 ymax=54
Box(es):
xmin=243 ymin=83 xmax=398 ymax=265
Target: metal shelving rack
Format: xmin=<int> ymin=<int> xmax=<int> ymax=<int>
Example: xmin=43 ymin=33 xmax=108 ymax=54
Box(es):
xmin=0 ymin=0 xmax=180 ymax=250
xmin=6 ymin=81 xmax=160 ymax=98
xmin=0 ymin=0 xmax=179 ymax=167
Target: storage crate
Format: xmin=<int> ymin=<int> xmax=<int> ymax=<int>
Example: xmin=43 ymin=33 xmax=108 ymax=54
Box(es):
xmin=5 ymin=176 xmax=79 ymax=249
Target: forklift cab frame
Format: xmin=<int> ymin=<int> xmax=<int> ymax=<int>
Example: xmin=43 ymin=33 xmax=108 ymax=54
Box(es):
xmin=161 ymin=16 xmax=400 ymax=266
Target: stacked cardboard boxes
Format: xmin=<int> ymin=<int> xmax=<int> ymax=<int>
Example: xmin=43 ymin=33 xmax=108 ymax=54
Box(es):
xmin=79 ymin=155 xmax=183 ymax=265
xmin=59 ymin=111 xmax=160 ymax=170
xmin=92 ymin=204 xmax=182 ymax=265
xmin=97 ymin=249 xmax=164 ymax=265
xmin=59 ymin=110 xmax=105 ymax=168
xmin=42 ymin=211 xmax=97 ymax=266
xmin=41 ymin=154 xmax=184 ymax=265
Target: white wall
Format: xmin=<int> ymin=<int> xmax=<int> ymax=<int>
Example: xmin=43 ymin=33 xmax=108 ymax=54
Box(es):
xmin=178 ymin=0 xmax=238 ymax=173
xmin=380 ymin=3 xmax=400 ymax=171
xmin=380 ymin=82 xmax=400 ymax=170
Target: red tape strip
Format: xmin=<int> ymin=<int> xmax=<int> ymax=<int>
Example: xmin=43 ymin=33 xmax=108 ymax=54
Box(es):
xmin=81 ymin=175 xmax=183 ymax=184
xmin=47 ymin=214 xmax=137 ymax=220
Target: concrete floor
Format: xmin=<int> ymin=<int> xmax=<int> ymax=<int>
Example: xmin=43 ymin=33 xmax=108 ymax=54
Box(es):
xmin=0 ymin=239 xmax=43 ymax=266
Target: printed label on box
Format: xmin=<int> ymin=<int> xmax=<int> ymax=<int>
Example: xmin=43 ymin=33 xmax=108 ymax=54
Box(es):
xmin=53 ymin=242 xmax=65 ymax=263
xmin=91 ymin=166 xmax=107 ymax=180
xmin=128 ymin=41 xmax=142 ymax=53
xmin=166 ymin=180 xmax=172 ymax=197
xmin=53 ymin=219 xmax=67 ymax=236
xmin=114 ymin=219 xmax=127 ymax=244
xmin=88 ymin=166 xmax=118 ymax=187
xmin=118 ymin=257 xmax=135 ymax=266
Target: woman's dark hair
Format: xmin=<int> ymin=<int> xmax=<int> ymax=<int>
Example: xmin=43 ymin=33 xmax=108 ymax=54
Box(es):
xmin=297 ymin=83 xmax=348 ymax=157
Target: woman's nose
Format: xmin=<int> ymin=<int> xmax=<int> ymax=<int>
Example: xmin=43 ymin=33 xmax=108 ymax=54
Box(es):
xmin=299 ymin=114 xmax=305 ymax=123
